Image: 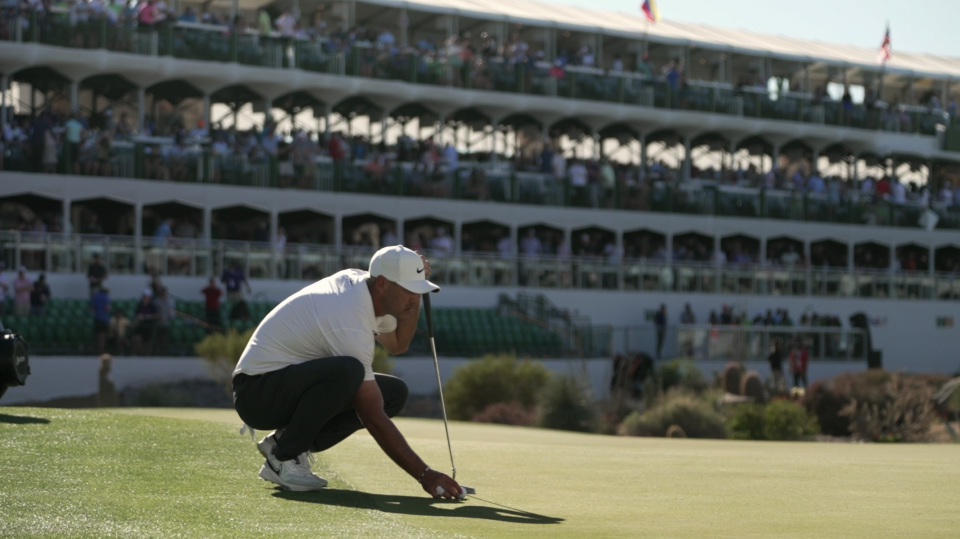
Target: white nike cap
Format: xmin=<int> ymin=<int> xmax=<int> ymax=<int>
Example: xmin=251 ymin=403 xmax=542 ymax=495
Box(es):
xmin=369 ymin=245 xmax=440 ymax=294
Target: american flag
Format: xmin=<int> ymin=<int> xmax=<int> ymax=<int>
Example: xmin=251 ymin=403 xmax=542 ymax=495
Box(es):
xmin=879 ymin=25 xmax=891 ymax=65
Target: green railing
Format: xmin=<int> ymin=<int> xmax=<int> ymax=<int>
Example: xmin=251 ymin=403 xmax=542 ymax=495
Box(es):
xmin=3 ymin=15 xmax=955 ymax=136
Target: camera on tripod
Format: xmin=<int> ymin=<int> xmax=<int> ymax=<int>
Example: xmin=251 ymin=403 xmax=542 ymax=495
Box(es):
xmin=0 ymin=325 xmax=30 ymax=401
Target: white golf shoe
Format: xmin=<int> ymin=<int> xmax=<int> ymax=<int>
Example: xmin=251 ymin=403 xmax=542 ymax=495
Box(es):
xmin=257 ymin=432 xmax=328 ymax=491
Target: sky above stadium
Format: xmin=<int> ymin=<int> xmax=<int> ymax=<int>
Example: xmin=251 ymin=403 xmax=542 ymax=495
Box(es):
xmin=547 ymin=0 xmax=959 ymax=58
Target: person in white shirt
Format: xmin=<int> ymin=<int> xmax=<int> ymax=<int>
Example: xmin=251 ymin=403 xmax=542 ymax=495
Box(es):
xmin=519 ymin=228 xmax=543 ymax=256
xmin=780 ymin=244 xmax=800 ymax=269
xmin=275 ymin=10 xmax=296 ymax=37
xmin=429 ymin=227 xmax=452 ymax=256
xmin=568 ymin=160 xmax=588 ymax=187
xmin=232 ymin=246 xmax=463 ymax=498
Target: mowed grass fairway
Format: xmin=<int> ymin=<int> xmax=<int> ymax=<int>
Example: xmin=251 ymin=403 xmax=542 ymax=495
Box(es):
xmin=1 ymin=407 xmax=958 ymax=538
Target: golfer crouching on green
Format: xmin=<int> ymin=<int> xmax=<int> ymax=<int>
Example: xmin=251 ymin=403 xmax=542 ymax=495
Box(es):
xmin=232 ymin=245 xmax=463 ymax=499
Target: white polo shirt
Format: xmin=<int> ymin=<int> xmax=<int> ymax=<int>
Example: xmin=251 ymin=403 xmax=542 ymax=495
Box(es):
xmin=233 ymin=269 xmax=395 ymax=381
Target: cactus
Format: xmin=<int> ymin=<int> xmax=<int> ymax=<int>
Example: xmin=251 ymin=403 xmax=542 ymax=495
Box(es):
xmin=722 ymin=362 xmax=743 ymax=395
xmin=741 ymin=371 xmax=767 ymax=403
xmin=665 ymin=424 xmax=687 ymax=438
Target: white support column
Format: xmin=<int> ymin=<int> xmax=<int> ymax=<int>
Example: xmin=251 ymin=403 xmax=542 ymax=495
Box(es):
xmin=771 ymin=144 xmax=780 ymax=173
xmin=269 ymin=210 xmax=279 ymax=279
xmin=847 ymin=242 xmax=854 ymax=271
xmin=490 ymin=122 xmax=499 ymax=163
xmin=437 ymin=115 xmax=445 ymax=146
xmin=70 ymin=81 xmax=79 ymax=111
xmin=202 ymin=207 xmax=212 ymax=244
xmin=134 ymin=203 xmax=143 ymax=275
xmin=202 ymin=94 xmax=211 ymax=129
xmin=334 ymin=214 xmax=343 ymax=253
xmin=62 ymin=199 xmax=71 ymax=235
xmin=811 ymin=148 xmax=820 ymax=175
xmin=454 ymin=220 xmax=462 ymax=255
xmin=760 ymin=237 xmax=767 ymax=266
xmin=682 ymin=137 xmax=692 ymax=181
xmin=929 ymin=245 xmax=936 ymax=277
xmin=665 ymin=232 xmax=673 ymax=263
xmin=137 ymin=88 xmax=146 ymax=134
xmin=889 ymin=244 xmax=896 ymax=272
xmin=324 ymin=105 xmax=332 ymax=141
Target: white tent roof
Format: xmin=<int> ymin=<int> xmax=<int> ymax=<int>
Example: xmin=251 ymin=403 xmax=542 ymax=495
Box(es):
xmin=355 ymin=0 xmax=960 ymax=80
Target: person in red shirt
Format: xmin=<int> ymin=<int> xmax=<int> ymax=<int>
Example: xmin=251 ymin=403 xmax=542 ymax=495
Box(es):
xmin=789 ymin=338 xmax=809 ymax=389
xmin=202 ymin=277 xmax=223 ymax=332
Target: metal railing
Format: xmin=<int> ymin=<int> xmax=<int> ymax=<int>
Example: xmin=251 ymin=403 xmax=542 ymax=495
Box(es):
xmin=4 ymin=231 xmax=960 ymax=301
xmin=609 ymin=325 xmax=868 ymax=363
xmin=1 ymin=15 xmax=955 ymax=137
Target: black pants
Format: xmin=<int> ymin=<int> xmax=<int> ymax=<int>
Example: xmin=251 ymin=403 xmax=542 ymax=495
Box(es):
xmin=792 ymin=372 xmax=808 ymax=388
xmin=233 ymin=356 xmax=407 ymax=462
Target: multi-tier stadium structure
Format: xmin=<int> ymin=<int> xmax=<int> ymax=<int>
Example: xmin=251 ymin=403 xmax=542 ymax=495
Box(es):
xmin=1 ymin=0 xmax=959 ymax=377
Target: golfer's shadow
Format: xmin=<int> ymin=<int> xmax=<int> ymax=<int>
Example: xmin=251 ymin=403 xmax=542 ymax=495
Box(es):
xmin=0 ymin=413 xmax=50 ymax=425
xmin=273 ymin=488 xmax=564 ymax=525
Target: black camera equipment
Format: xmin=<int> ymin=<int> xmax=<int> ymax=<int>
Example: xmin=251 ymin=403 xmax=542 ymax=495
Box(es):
xmin=0 ymin=323 xmax=30 ymax=401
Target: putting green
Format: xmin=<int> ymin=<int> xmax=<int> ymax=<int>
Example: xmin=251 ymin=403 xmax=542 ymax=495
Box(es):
xmin=2 ymin=407 xmax=958 ymax=538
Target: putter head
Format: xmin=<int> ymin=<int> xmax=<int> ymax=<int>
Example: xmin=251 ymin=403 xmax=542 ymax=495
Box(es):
xmin=462 ymin=486 xmax=476 ymax=495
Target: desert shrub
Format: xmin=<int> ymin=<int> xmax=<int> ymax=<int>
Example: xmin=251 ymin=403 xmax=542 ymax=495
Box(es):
xmin=840 ymin=373 xmax=938 ymax=442
xmin=763 ymin=400 xmax=819 ymax=441
xmin=444 ymin=354 xmax=550 ymax=421
xmin=727 ymin=404 xmax=767 ymax=440
xmin=195 ymin=329 xmax=255 ymax=393
xmin=471 ymin=402 xmax=536 ymax=426
xmin=659 ymin=359 xmax=707 ymax=394
xmin=802 ymin=380 xmax=850 ymax=436
xmin=372 ymin=344 xmax=394 ymax=375
xmin=741 ymin=371 xmax=767 ymax=403
xmin=537 ymin=375 xmax=597 ymax=432
xmin=619 ymin=391 xmax=726 ymax=439
xmin=722 ymin=362 xmax=743 ymax=395
xmin=803 ymin=371 xmax=949 ymax=439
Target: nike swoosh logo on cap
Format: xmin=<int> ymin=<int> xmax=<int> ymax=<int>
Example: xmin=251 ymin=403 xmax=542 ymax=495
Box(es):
xmin=417 ymin=268 xmax=424 ymax=273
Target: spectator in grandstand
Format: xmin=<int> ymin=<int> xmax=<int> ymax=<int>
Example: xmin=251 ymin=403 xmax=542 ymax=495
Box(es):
xmin=29 ymin=273 xmax=50 ymax=316
xmin=768 ymin=337 xmax=786 ymax=393
xmin=132 ymin=291 xmax=158 ymax=355
xmin=91 ymin=286 xmax=111 ymax=355
xmin=153 ymin=217 xmax=174 ymax=244
xmin=202 ymin=277 xmax=222 ymax=332
xmin=108 ymin=308 xmax=131 ymax=355
xmin=654 ymin=304 xmax=667 ymax=359
xmin=680 ymin=303 xmax=695 ymax=324
xmin=87 ymin=253 xmax=108 ymax=295
xmin=221 ymin=260 xmax=251 ymax=303
xmin=519 ymin=228 xmax=543 ymax=257
xmin=382 ymin=224 xmax=399 ymax=247
xmin=13 ymin=266 xmax=32 ymax=316
xmin=567 ymin=159 xmax=589 ymax=205
xmin=779 ymin=244 xmax=801 ymax=269
xmin=429 ymin=228 xmax=453 ymax=256
xmin=63 ymin=111 xmax=85 ymax=175
xmin=789 ymin=337 xmax=809 ymax=389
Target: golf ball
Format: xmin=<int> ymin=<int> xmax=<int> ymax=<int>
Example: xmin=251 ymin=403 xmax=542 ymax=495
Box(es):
xmin=435 ymin=486 xmax=466 ymax=499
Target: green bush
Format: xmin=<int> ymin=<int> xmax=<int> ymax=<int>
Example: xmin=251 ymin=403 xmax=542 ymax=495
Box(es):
xmin=763 ymin=400 xmax=819 ymax=441
xmin=537 ymin=375 xmax=597 ymax=433
xmin=727 ymin=404 xmax=767 ymax=440
xmin=471 ymin=402 xmax=536 ymax=426
xmin=444 ymin=354 xmax=551 ymax=421
xmin=727 ymin=400 xmax=819 ymax=441
xmin=195 ymin=329 xmax=255 ymax=393
xmin=619 ymin=391 xmax=727 ymax=439
xmin=659 ymin=359 xmax=707 ymax=394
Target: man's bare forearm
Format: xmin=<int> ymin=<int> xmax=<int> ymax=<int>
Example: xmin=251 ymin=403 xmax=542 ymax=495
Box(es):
xmin=393 ymin=301 xmax=420 ymax=351
xmin=365 ymin=414 xmax=427 ymax=479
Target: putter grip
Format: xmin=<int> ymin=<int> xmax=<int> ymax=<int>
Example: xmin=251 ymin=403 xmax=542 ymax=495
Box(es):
xmin=423 ymin=293 xmax=434 ymax=339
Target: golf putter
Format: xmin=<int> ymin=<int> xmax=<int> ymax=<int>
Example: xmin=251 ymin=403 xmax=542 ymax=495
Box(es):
xmin=423 ymin=293 xmax=476 ymax=499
